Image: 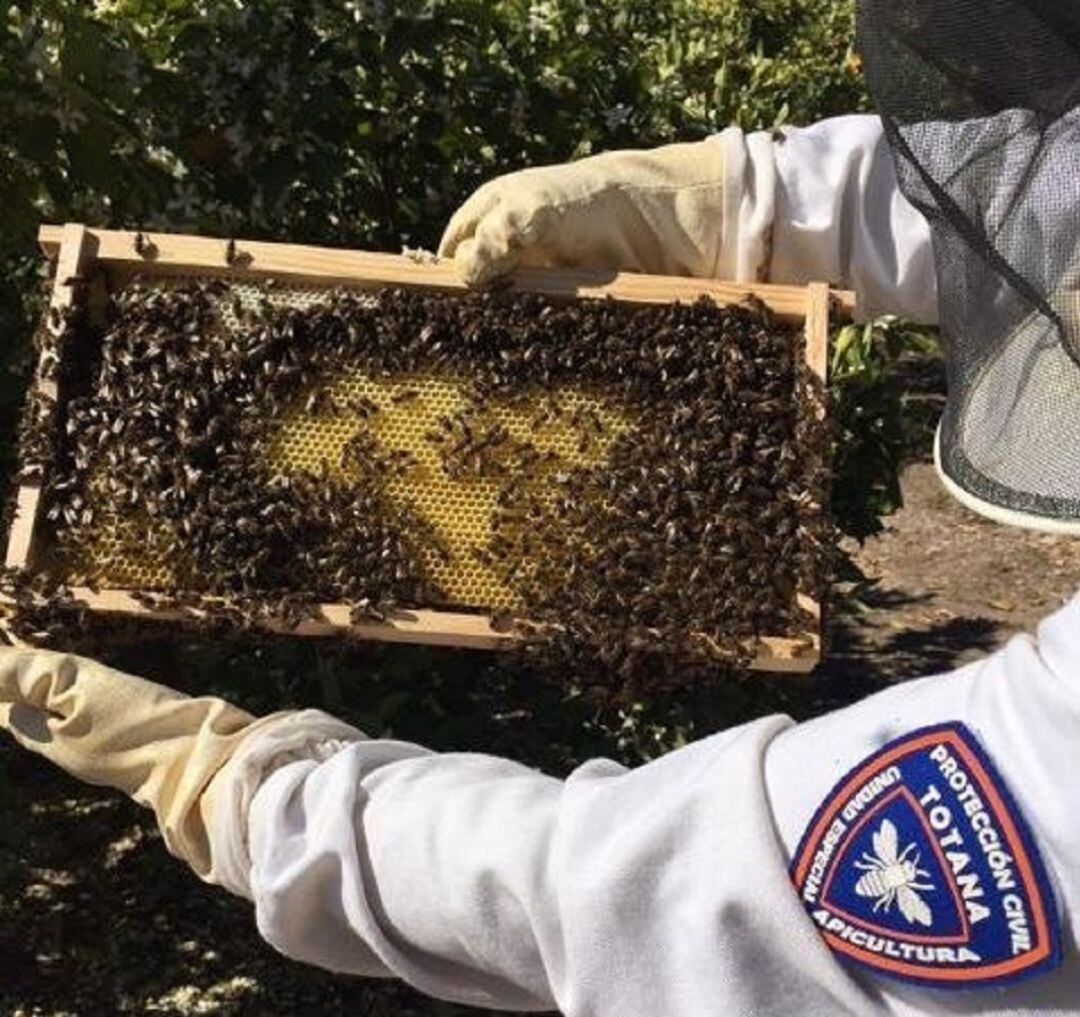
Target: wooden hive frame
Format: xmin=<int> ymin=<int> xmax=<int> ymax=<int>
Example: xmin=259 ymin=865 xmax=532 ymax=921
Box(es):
xmin=12 ymin=223 xmax=853 ymax=673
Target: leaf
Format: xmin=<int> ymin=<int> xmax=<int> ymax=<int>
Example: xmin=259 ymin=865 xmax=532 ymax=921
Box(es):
xmin=13 ymin=116 xmax=59 ymax=165
xmin=64 ymin=122 xmax=118 ymax=191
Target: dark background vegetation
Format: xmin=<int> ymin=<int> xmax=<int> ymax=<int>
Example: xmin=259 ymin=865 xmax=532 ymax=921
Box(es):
xmin=0 ymin=2 xmax=960 ymax=1014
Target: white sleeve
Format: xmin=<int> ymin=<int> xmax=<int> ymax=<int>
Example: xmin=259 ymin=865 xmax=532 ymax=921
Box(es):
xmin=727 ymin=114 xmax=939 ymax=324
xmin=212 ymin=712 xmax=885 ymax=1016
xmin=207 ymin=597 xmax=1080 ymax=1017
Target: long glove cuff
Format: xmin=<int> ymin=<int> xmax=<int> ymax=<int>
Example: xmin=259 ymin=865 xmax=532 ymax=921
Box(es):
xmin=200 ymin=709 xmax=366 ymax=896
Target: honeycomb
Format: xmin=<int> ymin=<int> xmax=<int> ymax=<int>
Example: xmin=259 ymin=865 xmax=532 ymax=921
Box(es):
xmin=65 ymin=279 xmax=632 ymax=611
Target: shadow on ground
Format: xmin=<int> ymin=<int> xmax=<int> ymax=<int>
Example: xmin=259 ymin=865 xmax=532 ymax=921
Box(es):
xmin=0 ymin=742 xmax=484 ymax=1017
xmin=803 ymin=586 xmax=1002 ymax=718
xmin=831 ymin=582 xmax=1003 ymax=676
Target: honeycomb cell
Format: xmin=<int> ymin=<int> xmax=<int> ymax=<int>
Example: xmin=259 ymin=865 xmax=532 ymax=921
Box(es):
xmin=265 ymin=370 xmax=629 ymax=609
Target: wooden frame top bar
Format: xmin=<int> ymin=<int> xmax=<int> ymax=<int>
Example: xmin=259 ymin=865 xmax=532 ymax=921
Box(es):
xmin=38 ymin=225 xmax=856 ymax=323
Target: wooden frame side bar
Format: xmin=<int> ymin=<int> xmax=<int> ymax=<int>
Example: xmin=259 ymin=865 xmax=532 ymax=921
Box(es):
xmin=6 ymin=223 xmax=91 ymax=570
xmin=804 ymin=282 xmax=831 ymax=384
xmin=39 ymin=224 xmax=856 ymax=322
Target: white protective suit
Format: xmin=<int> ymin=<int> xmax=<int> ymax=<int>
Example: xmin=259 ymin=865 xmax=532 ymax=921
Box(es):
xmin=191 ymin=117 xmax=1077 ymax=1015
xmin=203 ymin=595 xmax=1080 ymax=1017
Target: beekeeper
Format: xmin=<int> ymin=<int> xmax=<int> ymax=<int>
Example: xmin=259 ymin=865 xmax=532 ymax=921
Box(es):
xmin=3 ymin=1 xmax=1079 ymax=1014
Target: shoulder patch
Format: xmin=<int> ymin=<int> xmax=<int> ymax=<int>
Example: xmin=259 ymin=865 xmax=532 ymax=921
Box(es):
xmin=790 ymin=722 xmax=1061 ymax=989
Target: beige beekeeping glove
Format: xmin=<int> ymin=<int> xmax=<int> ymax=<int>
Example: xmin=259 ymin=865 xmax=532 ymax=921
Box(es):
xmin=0 ymin=648 xmax=285 ymax=880
xmin=439 ymin=136 xmax=762 ymax=286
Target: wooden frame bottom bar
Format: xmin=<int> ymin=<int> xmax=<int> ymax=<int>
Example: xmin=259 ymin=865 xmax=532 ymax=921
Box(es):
xmin=57 ymin=588 xmax=821 ymax=673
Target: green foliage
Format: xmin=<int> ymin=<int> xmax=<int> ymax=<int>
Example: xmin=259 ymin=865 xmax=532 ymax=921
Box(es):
xmin=830 ymin=318 xmax=939 ymax=541
xmin=1 ymin=0 xmax=867 ymax=311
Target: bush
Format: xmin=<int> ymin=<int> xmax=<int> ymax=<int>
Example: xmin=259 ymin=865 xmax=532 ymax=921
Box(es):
xmin=1 ymin=0 xmax=868 ymax=316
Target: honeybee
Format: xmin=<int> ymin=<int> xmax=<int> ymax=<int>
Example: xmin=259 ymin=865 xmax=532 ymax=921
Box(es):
xmin=853 ymin=819 xmax=935 ymax=927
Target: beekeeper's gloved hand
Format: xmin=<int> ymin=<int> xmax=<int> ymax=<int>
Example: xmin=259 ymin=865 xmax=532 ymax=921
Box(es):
xmin=438 ymin=137 xmax=756 ymax=285
xmin=0 ymin=649 xmax=353 ymax=882
xmin=439 ymin=115 xmax=939 ymax=324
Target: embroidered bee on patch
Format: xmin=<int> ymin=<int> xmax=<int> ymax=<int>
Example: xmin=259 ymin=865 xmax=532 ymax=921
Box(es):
xmin=853 ymin=819 xmax=935 ymax=926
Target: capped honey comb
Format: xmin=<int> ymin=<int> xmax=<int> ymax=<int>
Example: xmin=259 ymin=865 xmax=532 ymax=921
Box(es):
xmin=268 ymin=372 xmax=628 ymax=609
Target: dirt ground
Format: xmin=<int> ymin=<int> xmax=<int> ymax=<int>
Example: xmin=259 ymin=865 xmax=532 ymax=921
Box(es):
xmin=2 ymin=459 xmax=1078 ymax=1017
xmin=824 ymin=461 xmax=1080 ymax=682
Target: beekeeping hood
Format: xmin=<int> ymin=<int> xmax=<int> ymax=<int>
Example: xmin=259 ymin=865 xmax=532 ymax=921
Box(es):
xmin=858 ymin=0 xmax=1080 ymax=533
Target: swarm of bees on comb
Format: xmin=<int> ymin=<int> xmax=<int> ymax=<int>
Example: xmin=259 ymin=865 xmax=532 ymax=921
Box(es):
xmin=8 ymin=277 xmax=833 ymax=694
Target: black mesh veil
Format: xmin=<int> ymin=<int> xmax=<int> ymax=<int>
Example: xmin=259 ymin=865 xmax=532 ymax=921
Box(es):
xmin=857 ymin=0 xmax=1080 ymax=531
